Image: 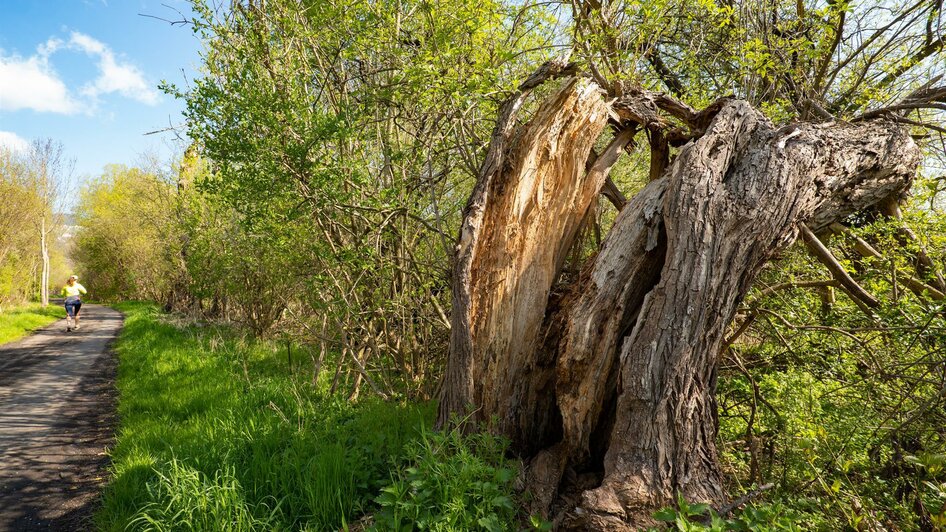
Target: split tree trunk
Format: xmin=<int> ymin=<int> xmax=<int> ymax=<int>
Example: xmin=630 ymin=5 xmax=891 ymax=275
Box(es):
xmin=438 ymin=73 xmax=920 ymax=528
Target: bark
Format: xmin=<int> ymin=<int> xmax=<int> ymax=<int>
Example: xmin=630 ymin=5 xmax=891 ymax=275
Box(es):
xmin=40 ymin=217 xmax=49 ymax=307
xmin=571 ymin=102 xmax=917 ymax=527
xmin=439 ymin=78 xmax=921 ymax=528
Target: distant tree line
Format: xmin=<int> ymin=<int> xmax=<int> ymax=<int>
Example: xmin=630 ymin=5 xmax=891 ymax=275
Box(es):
xmin=0 ymin=141 xmax=72 ymax=311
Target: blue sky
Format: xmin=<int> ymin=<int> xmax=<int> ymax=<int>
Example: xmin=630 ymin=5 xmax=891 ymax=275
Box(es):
xmin=0 ymin=0 xmax=202 ymax=206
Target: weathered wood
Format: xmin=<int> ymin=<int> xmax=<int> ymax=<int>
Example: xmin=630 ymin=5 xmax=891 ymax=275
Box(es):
xmin=437 ymin=59 xmax=578 ymax=429
xmin=441 ymin=82 xmax=921 ymax=528
xmin=439 ymin=76 xmax=616 ymax=446
xmin=572 ymin=101 xmax=919 ymax=526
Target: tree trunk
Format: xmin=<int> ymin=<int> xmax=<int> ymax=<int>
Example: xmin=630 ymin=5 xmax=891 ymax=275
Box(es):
xmin=40 ymin=216 xmax=49 ymax=307
xmin=439 ymin=76 xmax=920 ymax=528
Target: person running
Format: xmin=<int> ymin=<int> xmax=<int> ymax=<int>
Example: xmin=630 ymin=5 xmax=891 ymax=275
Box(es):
xmin=61 ymin=275 xmax=87 ymax=332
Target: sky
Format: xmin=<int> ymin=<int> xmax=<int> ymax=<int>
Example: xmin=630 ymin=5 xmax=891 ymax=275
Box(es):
xmin=0 ymin=0 xmax=203 ymax=208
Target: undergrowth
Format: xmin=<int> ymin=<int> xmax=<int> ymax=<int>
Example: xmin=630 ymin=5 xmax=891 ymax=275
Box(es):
xmin=373 ymin=427 xmax=520 ymax=531
xmin=0 ymin=303 xmax=65 ymax=344
xmin=98 ymin=302 xmax=432 ymax=530
xmin=98 ymin=302 xmax=521 ymax=531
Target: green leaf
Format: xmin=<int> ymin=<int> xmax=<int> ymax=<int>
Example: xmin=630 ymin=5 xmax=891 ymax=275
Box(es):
xmin=653 ymin=507 xmax=678 ymax=522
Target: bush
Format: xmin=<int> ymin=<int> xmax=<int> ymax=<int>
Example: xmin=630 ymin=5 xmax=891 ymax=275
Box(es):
xmin=373 ymin=427 xmax=518 ymax=531
xmin=652 ymin=494 xmax=801 ymax=532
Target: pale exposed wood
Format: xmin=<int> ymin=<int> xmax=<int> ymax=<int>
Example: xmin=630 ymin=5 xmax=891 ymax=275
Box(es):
xmin=439 ymin=73 xmax=614 ymax=441
xmin=465 ymin=78 xmax=611 ymax=446
xmin=437 ymin=59 xmax=579 ymax=429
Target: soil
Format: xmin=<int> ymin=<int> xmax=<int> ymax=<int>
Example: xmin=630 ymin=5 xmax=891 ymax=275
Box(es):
xmin=0 ymin=305 xmax=123 ymax=531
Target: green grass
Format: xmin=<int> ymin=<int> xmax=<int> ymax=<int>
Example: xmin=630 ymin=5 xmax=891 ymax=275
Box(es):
xmin=97 ymin=302 xmax=435 ymax=531
xmin=0 ymin=303 xmax=66 ymax=344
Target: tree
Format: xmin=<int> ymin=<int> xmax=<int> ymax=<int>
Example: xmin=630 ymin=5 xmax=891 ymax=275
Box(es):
xmin=74 ymin=164 xmax=179 ymax=302
xmin=25 ymin=139 xmax=70 ymax=307
xmin=171 ymin=0 xmax=558 ymax=394
xmin=436 ymin=0 xmax=946 ymax=526
xmin=0 ymin=142 xmax=72 ymax=309
xmin=0 ymin=148 xmax=40 ymax=309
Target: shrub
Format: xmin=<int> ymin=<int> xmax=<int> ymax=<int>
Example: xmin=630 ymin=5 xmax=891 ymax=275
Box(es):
xmin=373 ymin=427 xmax=518 ymax=531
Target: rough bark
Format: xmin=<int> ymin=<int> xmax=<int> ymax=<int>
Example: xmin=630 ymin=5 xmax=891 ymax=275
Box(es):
xmin=567 ymin=102 xmax=916 ymax=527
xmin=439 ymin=79 xmax=921 ymax=528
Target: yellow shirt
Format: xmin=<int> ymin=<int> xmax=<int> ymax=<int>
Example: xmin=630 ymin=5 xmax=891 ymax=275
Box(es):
xmin=61 ymin=283 xmax=87 ymax=298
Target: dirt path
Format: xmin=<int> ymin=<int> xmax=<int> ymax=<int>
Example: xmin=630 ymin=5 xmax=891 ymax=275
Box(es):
xmin=0 ymin=304 xmax=123 ymax=531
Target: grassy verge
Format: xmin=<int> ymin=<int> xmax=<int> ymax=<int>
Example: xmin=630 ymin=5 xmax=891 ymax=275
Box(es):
xmin=0 ymin=303 xmax=66 ymax=344
xmin=98 ymin=302 xmax=440 ymax=531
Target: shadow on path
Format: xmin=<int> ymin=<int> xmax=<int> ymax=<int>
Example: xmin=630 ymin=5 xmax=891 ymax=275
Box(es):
xmin=0 ymin=305 xmax=122 ymax=531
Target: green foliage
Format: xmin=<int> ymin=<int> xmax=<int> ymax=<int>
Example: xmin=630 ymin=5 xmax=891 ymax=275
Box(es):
xmin=0 ymin=303 xmax=65 ymax=344
xmin=652 ymin=493 xmax=800 ymax=531
xmin=74 ymin=164 xmax=181 ymax=302
xmin=71 ymin=1 xmax=946 ymax=529
xmin=128 ymin=461 xmax=281 ymax=531
xmin=0 ymin=151 xmax=41 ymax=305
xmin=716 ymin=187 xmax=946 ymax=528
xmin=373 ymin=426 xmax=518 ymax=531
xmin=569 ymin=0 xmax=944 ymax=123
xmin=177 ymin=183 xmax=307 ymax=336
xmin=98 ymin=302 xmax=434 ymax=531
xmin=0 ymin=144 xmax=71 ymax=306
xmin=148 ymin=0 xmax=562 ymax=395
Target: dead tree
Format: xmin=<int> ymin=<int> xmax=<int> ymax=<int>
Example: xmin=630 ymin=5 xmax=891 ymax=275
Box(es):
xmin=437 ymin=59 xmax=931 ymax=528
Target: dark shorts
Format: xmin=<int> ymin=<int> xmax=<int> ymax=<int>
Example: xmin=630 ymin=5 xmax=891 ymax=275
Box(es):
xmin=64 ymin=299 xmax=82 ymax=317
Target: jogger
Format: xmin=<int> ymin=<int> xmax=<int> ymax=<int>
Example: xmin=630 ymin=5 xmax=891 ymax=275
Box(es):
xmin=61 ymin=275 xmax=87 ymax=332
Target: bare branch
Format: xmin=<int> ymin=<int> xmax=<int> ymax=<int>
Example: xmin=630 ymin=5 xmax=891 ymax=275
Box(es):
xmin=799 ymin=223 xmax=880 ymax=308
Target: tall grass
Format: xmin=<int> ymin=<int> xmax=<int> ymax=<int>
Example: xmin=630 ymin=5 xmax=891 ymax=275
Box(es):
xmin=0 ymin=303 xmax=65 ymax=344
xmin=98 ymin=302 xmax=433 ymax=531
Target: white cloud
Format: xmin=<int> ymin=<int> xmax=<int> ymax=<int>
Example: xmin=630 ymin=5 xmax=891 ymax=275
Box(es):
xmin=0 ymin=32 xmax=159 ymax=115
xmin=0 ymin=51 xmax=80 ymax=113
xmin=70 ymin=32 xmax=107 ymax=56
xmin=37 ymin=37 xmax=65 ymax=58
xmin=0 ymin=131 xmax=30 ymax=153
xmin=69 ymin=32 xmax=160 ymax=106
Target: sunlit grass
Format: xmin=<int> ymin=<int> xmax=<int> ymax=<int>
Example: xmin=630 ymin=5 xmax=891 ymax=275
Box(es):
xmin=0 ymin=303 xmax=66 ymax=345
xmin=97 ymin=302 xmax=434 ymax=531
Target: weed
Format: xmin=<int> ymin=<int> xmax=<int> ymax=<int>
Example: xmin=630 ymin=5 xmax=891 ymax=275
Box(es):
xmin=373 ymin=426 xmax=519 ymax=531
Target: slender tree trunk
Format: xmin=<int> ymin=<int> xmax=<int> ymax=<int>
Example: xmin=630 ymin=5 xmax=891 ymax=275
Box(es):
xmin=439 ymin=76 xmax=920 ymax=527
xmin=40 ymin=216 xmax=49 ymax=307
